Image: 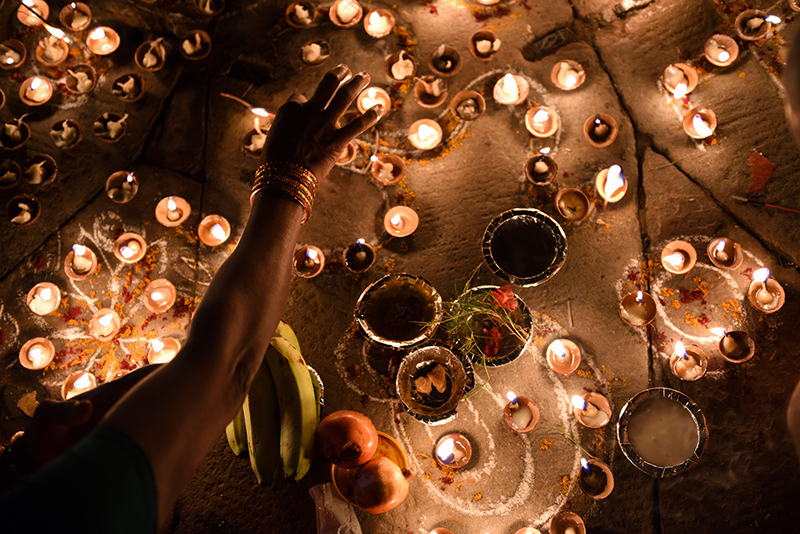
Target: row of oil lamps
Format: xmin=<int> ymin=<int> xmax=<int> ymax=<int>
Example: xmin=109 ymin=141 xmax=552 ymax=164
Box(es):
xmin=15 ymin=188 xmax=232 ymax=400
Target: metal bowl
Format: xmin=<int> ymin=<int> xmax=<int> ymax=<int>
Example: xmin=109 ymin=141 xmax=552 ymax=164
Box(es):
xmin=482 ymin=208 xmax=567 ymax=287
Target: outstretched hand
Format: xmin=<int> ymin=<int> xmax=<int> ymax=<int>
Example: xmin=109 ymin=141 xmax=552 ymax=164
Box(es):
xmin=261 ymin=64 xmax=382 ymax=181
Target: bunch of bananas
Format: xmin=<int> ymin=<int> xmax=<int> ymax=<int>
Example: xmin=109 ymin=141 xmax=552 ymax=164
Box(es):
xmin=225 ymin=321 xmax=322 ymax=483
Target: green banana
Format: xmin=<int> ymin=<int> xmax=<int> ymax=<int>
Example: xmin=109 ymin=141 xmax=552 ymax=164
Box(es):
xmin=225 ymin=405 xmax=247 ymax=457
xmin=243 ymin=359 xmax=282 ymax=485
xmin=274 ymin=320 xmax=301 ymax=353
xmin=265 ymin=336 xmax=318 ymax=481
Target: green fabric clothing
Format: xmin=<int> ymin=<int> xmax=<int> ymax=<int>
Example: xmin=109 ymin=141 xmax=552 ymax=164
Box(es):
xmin=0 ymin=425 xmax=157 ymax=533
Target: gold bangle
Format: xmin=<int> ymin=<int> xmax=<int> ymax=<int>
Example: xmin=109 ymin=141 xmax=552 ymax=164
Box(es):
xmin=250 ymin=162 xmax=318 ymax=224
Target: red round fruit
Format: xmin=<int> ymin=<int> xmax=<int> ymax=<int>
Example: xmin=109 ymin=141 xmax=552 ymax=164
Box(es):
xmin=316 ymin=410 xmax=379 ymax=469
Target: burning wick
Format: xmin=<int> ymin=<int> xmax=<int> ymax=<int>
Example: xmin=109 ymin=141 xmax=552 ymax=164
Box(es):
xmin=604 ymin=165 xmax=625 ymax=200
xmin=150 ymin=291 xmax=163 ymax=303
xmin=355 ymin=239 xmax=367 ymax=262
xmin=636 ymin=291 xmax=644 ymax=304
xmin=73 ymin=373 xmax=92 ymax=390
xmin=166 ymin=197 xmax=182 ymax=222
xmin=304 ymin=248 xmax=319 ymax=268
xmin=28 ymin=345 xmax=47 ymax=367
xmin=711 ymin=327 xmax=738 ymax=354
xmin=753 ymin=268 xmax=773 ymax=304
xmin=211 ymin=224 xmax=226 ymax=241
xmin=572 ymin=395 xmax=598 ymax=417
xmin=96 ymin=312 xmax=115 ymax=337
xmin=390 ymin=213 xmax=403 ymax=230
xmin=532 ymin=109 xmax=550 ymax=133
xmin=550 ymin=340 xmax=570 ymax=364
xmin=436 ymin=438 xmax=456 ymax=464
xmin=581 ymin=458 xmax=591 ymax=473
xmin=692 ymin=114 xmax=713 ymax=138
xmin=417 ymin=124 xmax=436 ymax=143
xmin=151 ymin=339 xmax=165 ymax=352
xmin=663 ymin=252 xmax=685 ymax=269
xmin=120 ymin=246 xmax=135 ymax=259
xmin=71 ymin=244 xmax=93 ymax=274
xmin=37 ymin=287 xmax=52 ymax=301
xmin=506 ymin=391 xmax=533 ymax=430
xmin=506 ymin=391 xmax=518 ymax=407
xmin=714 ymin=240 xmax=729 ymax=263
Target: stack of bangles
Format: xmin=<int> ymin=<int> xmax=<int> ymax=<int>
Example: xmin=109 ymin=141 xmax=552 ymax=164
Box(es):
xmin=251 ymin=162 xmax=318 ymax=224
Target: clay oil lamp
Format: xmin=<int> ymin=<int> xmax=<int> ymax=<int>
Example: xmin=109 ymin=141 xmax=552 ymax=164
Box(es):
xmin=748 ymin=267 xmax=785 ymax=314
xmin=572 ymin=393 xmax=611 ymax=428
xmin=20 ymin=76 xmax=53 ymax=106
xmin=36 ymin=36 xmax=69 ymax=67
xmin=180 ymin=30 xmax=212 ymax=60
xmin=135 ymin=39 xmax=167 ymax=71
xmin=155 ymin=196 xmax=191 ymax=227
xmin=683 ymin=107 xmax=716 ymax=140
xmin=578 ymin=458 xmax=614 ymax=499
xmin=584 ymin=114 xmax=618 ymax=147
xmin=434 ymin=434 xmax=472 ymax=469
xmin=19 ymin=337 xmax=56 ymax=370
xmin=555 ymin=188 xmax=590 ymax=222
xmin=384 ymin=206 xmax=419 ymax=238
xmin=0 ymin=87 xmax=4 ymax=110
xmin=550 ymin=511 xmax=586 ymax=534
xmin=299 ymin=39 xmax=330 ymax=67
xmin=705 ymin=35 xmax=738 ymax=67
xmin=27 ymin=282 xmax=61 ymax=316
xmin=430 ymin=529 xmax=456 ymax=534
xmin=370 ymin=154 xmax=405 ymax=185
xmin=595 ymin=164 xmax=628 ymax=204
xmin=619 ymin=290 xmax=656 ymax=327
xmin=385 ymin=50 xmax=415 ymax=82
xmin=198 ymin=215 xmax=231 ymax=246
xmin=336 ymin=141 xmax=358 ymax=166
xmin=0 ymin=160 xmax=21 ymax=189
xmin=1 ymin=39 xmax=26 ymax=70
xmin=65 ymin=65 xmax=97 ymax=94
xmin=710 ymin=327 xmax=755 ymax=363
xmin=62 ymin=371 xmax=96 ymax=400
xmin=414 ymin=76 xmax=448 ymax=108
xmin=735 ymin=10 xmax=780 ymax=42
xmin=514 ymin=529 xmax=543 ymax=534
xmin=148 ymin=338 xmax=181 ymax=364
xmin=64 ymin=244 xmax=97 ymax=280
xmin=469 ymin=30 xmax=500 ymax=61
xmin=143 ymin=279 xmax=177 ymax=314
xmin=428 ymin=44 xmax=461 ymax=77
xmin=494 ymin=73 xmax=529 ymax=106
xmin=243 ymin=116 xmax=270 ymax=157
xmin=449 ymin=90 xmax=485 ymax=121
xmin=364 ymin=9 xmax=395 ymax=38
xmin=106 ymin=171 xmax=139 ymax=203
xmin=86 ymin=26 xmax=120 ymax=55
xmin=8 ymin=195 xmax=39 ymax=226
xmin=551 ymin=59 xmax=585 ymax=91
xmin=343 ymin=239 xmax=376 ymax=273
xmin=504 ymin=391 xmax=539 ymax=433
xmin=669 ymin=341 xmax=707 ymax=381
xmin=408 ymin=119 xmax=442 ymax=150
xmin=706 ymin=237 xmax=742 ymax=269
xmin=194 ymin=0 xmax=224 ymax=16
xmin=663 ymin=63 xmax=697 ymax=99
xmin=17 ymin=0 xmax=49 ymax=27
xmin=546 ymin=339 xmax=581 ymax=375
xmin=113 ymin=233 xmax=147 ymax=264
xmin=525 ymin=152 xmax=558 ymax=186
xmin=292 ymin=245 xmax=325 ymax=278
xmin=525 ymin=106 xmax=559 ymax=138
xmin=330 ymin=0 xmax=362 ymax=27
xmin=93 ymin=112 xmax=129 ymax=143
xmin=88 ymin=308 xmax=121 ymax=342
xmin=476 ymin=0 xmax=500 ymax=4
xmin=25 ymin=155 xmax=57 ymax=186
xmin=286 ymin=1 xmax=316 ymax=28
xmin=660 ymin=240 xmax=697 ymax=275
xmin=60 ymin=2 xmax=92 ymax=31
xmin=49 ymin=119 xmax=83 ymax=150
xmin=792 ymin=0 xmax=800 ymax=13
xmin=356 ymin=86 xmax=390 ymax=116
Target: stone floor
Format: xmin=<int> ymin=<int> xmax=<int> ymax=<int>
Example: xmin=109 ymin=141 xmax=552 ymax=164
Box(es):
xmin=2 ymin=0 xmax=800 ymax=533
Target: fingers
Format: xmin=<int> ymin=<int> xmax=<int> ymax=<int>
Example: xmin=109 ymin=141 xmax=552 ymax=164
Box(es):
xmin=337 ymin=105 xmax=383 ymax=143
xmin=306 ymin=64 xmax=351 ymax=110
xmin=324 ymin=71 xmax=371 ymax=122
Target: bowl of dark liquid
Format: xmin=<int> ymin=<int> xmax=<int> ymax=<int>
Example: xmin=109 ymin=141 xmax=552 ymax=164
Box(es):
xmin=482 ymin=208 xmax=567 ymax=287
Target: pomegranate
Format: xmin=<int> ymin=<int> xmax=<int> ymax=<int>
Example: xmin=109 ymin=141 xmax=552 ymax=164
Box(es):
xmin=352 ymin=456 xmax=412 ymax=514
xmin=316 ymin=410 xmax=379 ymax=469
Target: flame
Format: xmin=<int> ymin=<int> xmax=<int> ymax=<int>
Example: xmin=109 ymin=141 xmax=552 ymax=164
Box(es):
xmin=167 ymin=197 xmax=177 ymax=212
xmin=5 ymin=57 xmax=13 ymax=65
xmin=533 ymin=109 xmax=550 ymax=124
xmin=417 ymin=124 xmax=437 ymax=143
xmin=710 ymin=327 xmax=727 ymax=338
xmin=98 ymin=313 xmax=113 ymax=327
xmin=38 ymin=287 xmax=52 ymax=301
xmin=90 ymin=27 xmax=106 ymax=40
xmin=74 ymin=373 xmax=92 ymax=389
xmin=211 ymin=223 xmax=226 ymax=240
xmin=565 ymin=73 xmax=577 ymax=88
xmin=717 ymin=50 xmax=730 ymax=63
xmin=306 ymin=248 xmax=318 ymax=261
xmin=571 ymin=395 xmax=587 ymax=411
xmin=120 ymin=246 xmax=135 ymax=259
xmin=150 ymin=291 xmax=163 ymax=302
xmin=390 ymin=214 xmax=403 ymax=228
xmin=368 ymin=11 xmax=380 ymax=25
xmin=765 ymin=15 xmax=781 ymax=24
xmin=580 ymin=458 xmax=590 ymax=472
xmin=506 ymin=391 xmax=518 ymax=403
xmin=540 ymin=147 xmax=551 ymax=155
xmin=673 ymin=82 xmax=688 ymax=99
xmin=604 ymin=165 xmax=625 ymax=199
xmin=550 ymin=340 xmax=567 ymax=359
xmin=715 ymin=240 xmax=726 ymax=253
xmin=29 ymin=346 xmax=45 ymax=367
xmin=71 ymin=2 xmax=77 ymax=8
xmin=692 ymin=114 xmax=713 ymax=137
xmin=23 ymin=0 xmax=34 ymax=6
xmin=753 ymin=267 xmax=770 ymax=283
xmin=370 ymin=155 xmax=379 ymax=162
xmin=45 ymin=24 xmax=70 ymax=43
xmin=30 ymin=77 xmax=42 ymax=91
xmin=437 ymin=437 xmax=455 ymax=462
xmin=501 ymin=72 xmax=516 ymax=91
xmin=250 ymin=107 xmax=269 ymax=117
xmin=126 ymin=173 xmax=134 ymax=183
xmin=636 ymin=291 xmax=644 ymax=303
xmin=663 ymin=252 xmax=685 ymax=269
xmin=151 ymin=339 xmax=165 ymax=352
xmin=72 ymin=244 xmax=86 ymax=256
xmin=356 ymin=238 xmax=365 ymax=245
xmin=675 ymin=341 xmax=687 ymax=359
xmin=367 ymin=87 xmax=377 ymax=99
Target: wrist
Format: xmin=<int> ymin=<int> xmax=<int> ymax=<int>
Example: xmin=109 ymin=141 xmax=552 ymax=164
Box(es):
xmin=250 ymin=162 xmax=318 ymax=224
